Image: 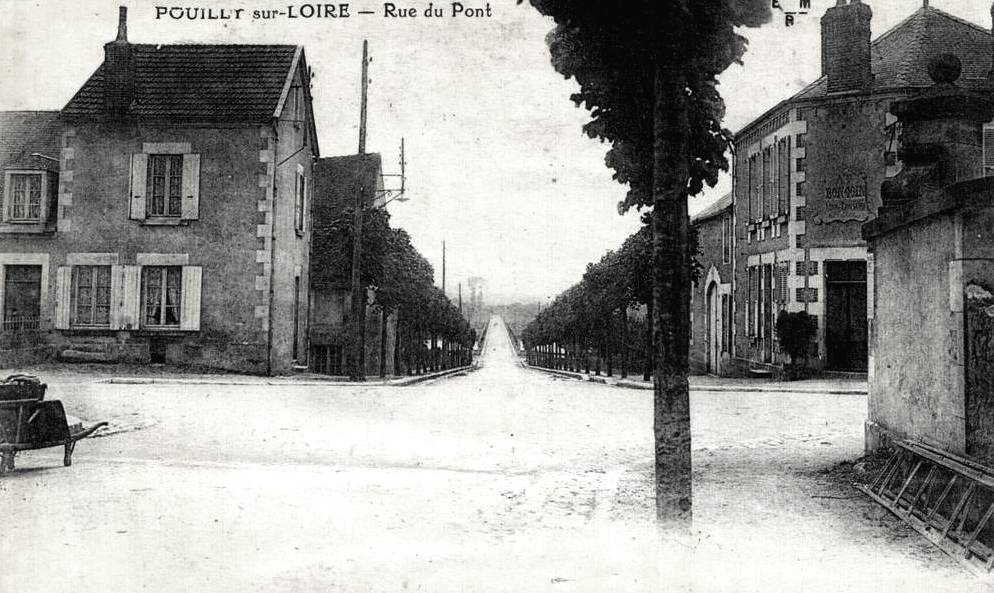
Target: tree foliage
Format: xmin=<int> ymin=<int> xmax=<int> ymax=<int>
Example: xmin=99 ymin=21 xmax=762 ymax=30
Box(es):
xmin=527 ymin=0 xmax=770 ymax=213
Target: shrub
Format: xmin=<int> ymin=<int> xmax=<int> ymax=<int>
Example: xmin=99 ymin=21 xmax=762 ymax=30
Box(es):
xmin=776 ymin=311 xmax=817 ymax=366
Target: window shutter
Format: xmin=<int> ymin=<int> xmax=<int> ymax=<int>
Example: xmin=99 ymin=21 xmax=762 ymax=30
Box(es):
xmin=180 ymin=266 xmax=202 ymax=331
xmin=181 ymin=153 xmax=201 ymax=220
xmin=130 ymin=153 xmax=148 ymax=220
xmin=54 ymin=266 xmax=71 ymax=329
xmin=984 ymin=126 xmax=994 ymax=171
xmin=110 ymin=265 xmax=141 ymax=330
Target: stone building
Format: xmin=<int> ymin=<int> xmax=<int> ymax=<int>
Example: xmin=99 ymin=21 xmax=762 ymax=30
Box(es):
xmin=309 ymin=153 xmax=397 ymax=377
xmin=689 ymin=194 xmax=734 ymax=375
xmin=0 ymin=8 xmax=318 ymax=374
xmin=729 ymin=1 xmax=993 ymax=375
xmin=863 ymin=54 xmax=994 ymax=462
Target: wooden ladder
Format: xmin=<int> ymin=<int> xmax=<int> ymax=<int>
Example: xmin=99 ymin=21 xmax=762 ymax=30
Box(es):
xmin=859 ymin=440 xmax=994 ymax=576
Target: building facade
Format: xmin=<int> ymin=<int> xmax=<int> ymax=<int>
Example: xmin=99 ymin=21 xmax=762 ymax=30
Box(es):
xmin=690 ymin=194 xmax=734 ymax=375
xmin=728 ymin=1 xmax=993 ymax=375
xmin=0 ymin=8 xmax=318 ymax=374
xmin=309 ymin=153 xmax=398 ymax=377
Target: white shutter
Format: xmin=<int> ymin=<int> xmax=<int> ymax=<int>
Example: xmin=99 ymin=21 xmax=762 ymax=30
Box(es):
xmin=180 ymin=266 xmax=202 ymax=331
xmin=181 ymin=153 xmax=200 ymax=220
xmin=110 ymin=265 xmax=141 ymax=330
xmin=54 ymin=266 xmax=71 ymax=329
xmin=984 ymin=125 xmax=994 ymax=172
xmin=130 ymin=153 xmax=148 ymax=220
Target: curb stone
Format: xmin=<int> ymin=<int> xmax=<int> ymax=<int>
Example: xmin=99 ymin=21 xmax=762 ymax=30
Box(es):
xmin=97 ymin=364 xmax=479 ymax=387
xmin=521 ymin=362 xmax=867 ymax=395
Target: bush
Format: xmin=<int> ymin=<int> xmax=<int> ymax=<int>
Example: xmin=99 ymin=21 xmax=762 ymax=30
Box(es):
xmin=776 ymin=311 xmax=817 ymax=368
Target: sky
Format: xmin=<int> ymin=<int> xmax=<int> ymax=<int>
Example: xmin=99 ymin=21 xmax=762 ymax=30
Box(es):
xmin=1 ymin=0 xmax=991 ymax=304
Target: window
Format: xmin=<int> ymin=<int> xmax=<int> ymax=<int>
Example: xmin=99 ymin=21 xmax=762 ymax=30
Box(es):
xmin=762 ymin=146 xmax=773 ymax=218
xmin=721 ymin=294 xmax=731 ymax=354
xmin=778 ymin=137 xmax=791 ymax=215
xmin=3 ymin=171 xmax=51 ymax=227
xmin=72 ymin=266 xmax=111 ymax=327
xmin=142 ymin=266 xmax=182 ymax=327
xmin=295 ymin=171 xmax=307 ymax=232
xmin=722 ymin=214 xmax=732 ymax=264
xmin=748 ymin=155 xmax=758 ymax=221
xmin=55 ymin=263 xmax=201 ymax=331
xmin=747 ymin=266 xmax=756 ymax=337
xmin=2 ymin=265 xmax=42 ymax=331
xmin=130 ymin=149 xmax=200 ymax=222
xmin=147 ymin=155 xmax=183 ymax=217
xmin=8 ymin=173 xmax=43 ymax=221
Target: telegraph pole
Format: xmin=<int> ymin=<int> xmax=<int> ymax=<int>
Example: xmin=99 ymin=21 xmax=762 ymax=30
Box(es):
xmin=441 ymin=240 xmax=446 ymax=296
xmin=349 ymin=39 xmax=369 ymax=382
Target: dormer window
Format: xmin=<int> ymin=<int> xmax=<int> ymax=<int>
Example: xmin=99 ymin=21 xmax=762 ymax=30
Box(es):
xmin=3 ymin=170 xmax=50 ymax=227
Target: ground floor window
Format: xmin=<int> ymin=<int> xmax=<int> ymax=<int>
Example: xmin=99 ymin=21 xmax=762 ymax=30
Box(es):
xmin=72 ymin=265 xmax=111 ymax=327
xmin=142 ymin=266 xmax=182 ymax=327
xmin=2 ymin=265 xmax=41 ymax=330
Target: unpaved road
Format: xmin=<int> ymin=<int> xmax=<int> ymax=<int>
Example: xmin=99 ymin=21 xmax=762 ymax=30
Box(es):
xmin=0 ymin=316 xmax=984 ymax=592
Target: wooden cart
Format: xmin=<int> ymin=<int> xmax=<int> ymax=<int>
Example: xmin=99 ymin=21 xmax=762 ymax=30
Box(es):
xmin=0 ymin=375 xmax=107 ymax=475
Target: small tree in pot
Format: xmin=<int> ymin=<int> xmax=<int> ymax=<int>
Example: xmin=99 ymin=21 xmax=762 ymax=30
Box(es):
xmin=776 ymin=311 xmax=817 ymax=381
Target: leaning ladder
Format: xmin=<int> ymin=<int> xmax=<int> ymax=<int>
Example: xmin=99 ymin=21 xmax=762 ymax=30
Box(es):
xmin=859 ymin=439 xmax=994 ymax=576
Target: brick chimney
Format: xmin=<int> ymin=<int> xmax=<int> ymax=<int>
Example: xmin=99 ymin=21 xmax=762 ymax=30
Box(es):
xmin=103 ymin=7 xmax=134 ymax=116
xmin=821 ymin=0 xmax=874 ymax=94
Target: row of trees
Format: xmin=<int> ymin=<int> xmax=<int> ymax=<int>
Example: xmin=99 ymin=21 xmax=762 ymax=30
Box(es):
xmin=523 ymin=224 xmax=697 ymax=381
xmin=321 ymin=206 xmax=476 ymax=377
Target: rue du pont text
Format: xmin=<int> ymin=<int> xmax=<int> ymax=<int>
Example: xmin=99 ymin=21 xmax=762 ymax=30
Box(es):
xmin=155 ymin=3 xmax=493 ymax=20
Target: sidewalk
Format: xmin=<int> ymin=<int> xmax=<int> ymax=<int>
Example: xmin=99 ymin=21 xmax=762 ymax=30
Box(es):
xmin=522 ymin=362 xmax=867 ymax=395
xmin=7 ymin=361 xmax=478 ymax=387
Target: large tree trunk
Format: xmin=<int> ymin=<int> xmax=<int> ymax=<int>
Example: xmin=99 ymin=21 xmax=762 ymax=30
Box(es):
xmin=652 ymin=65 xmax=692 ymax=527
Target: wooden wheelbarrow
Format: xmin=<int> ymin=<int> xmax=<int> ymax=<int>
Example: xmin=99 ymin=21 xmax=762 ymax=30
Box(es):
xmin=0 ymin=375 xmax=108 ymax=475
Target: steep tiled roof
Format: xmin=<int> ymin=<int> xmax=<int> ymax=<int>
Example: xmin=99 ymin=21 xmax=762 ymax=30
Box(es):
xmin=63 ymin=44 xmax=299 ymax=122
xmin=311 ymin=154 xmax=383 ymax=286
xmin=691 ymin=193 xmax=732 ymax=224
xmin=795 ymin=7 xmax=991 ymax=100
xmin=740 ymin=7 xmax=992 ymax=138
xmin=0 ymin=111 xmax=62 ymax=172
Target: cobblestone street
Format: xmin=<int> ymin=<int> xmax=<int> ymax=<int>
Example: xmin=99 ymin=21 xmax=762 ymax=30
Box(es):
xmin=0 ymin=317 xmax=985 ymax=592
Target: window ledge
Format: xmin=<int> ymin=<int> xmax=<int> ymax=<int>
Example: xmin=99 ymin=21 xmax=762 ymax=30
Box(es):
xmin=141 ymin=217 xmax=188 ymax=227
xmin=139 ymin=327 xmax=196 ymax=335
xmin=0 ymin=222 xmax=55 ymax=235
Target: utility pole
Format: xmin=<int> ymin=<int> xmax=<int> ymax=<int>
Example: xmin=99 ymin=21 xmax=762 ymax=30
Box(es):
xmin=358 ymin=39 xmax=368 ymax=155
xmin=458 ymin=283 xmax=462 ymax=313
xmin=349 ymin=39 xmax=369 ymax=382
xmin=441 ymin=240 xmax=446 ymax=296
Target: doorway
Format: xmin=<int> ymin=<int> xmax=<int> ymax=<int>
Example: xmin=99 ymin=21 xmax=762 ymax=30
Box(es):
xmin=825 ymin=260 xmax=868 ymax=371
xmin=706 ymin=282 xmax=720 ymax=374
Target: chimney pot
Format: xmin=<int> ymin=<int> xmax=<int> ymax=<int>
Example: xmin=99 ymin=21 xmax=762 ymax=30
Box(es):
xmin=116 ymin=6 xmax=128 ymax=42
